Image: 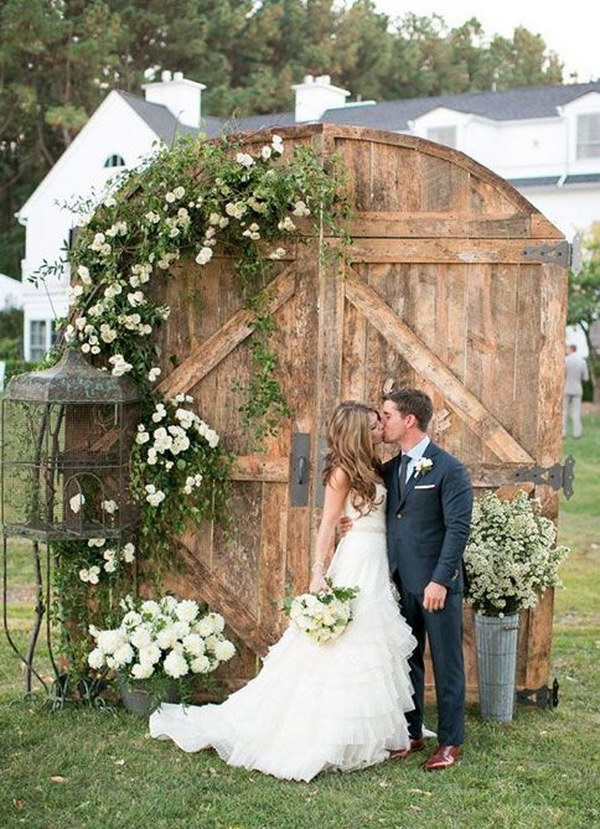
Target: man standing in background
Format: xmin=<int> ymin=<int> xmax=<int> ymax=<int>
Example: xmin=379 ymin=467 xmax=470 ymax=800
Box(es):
xmin=563 ymin=344 xmax=589 ymax=439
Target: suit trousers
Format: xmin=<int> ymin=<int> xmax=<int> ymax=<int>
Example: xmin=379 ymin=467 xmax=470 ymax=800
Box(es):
xmin=394 ymin=574 xmax=466 ymax=746
xmin=563 ymin=393 xmax=583 ymax=438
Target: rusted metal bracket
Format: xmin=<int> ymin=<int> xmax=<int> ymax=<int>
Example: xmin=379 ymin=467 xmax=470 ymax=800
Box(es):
xmin=522 ymin=240 xmax=572 ymax=268
xmin=513 ymin=455 xmax=575 ymax=499
xmin=517 ymin=678 xmax=560 ymax=709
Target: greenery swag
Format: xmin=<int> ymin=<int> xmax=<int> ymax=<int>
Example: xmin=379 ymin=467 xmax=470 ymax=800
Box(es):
xmin=47 ymin=132 xmax=348 ymax=676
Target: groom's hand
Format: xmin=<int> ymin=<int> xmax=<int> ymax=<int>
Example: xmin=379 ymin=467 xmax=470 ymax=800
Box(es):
xmin=338 ymin=516 xmax=353 ymax=536
xmin=423 ymin=581 xmax=447 ymax=612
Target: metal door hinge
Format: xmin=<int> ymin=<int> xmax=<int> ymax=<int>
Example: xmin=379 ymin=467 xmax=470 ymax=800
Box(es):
xmin=513 ymin=455 xmax=575 ymax=499
xmin=517 ymin=678 xmax=559 ymax=709
xmin=522 ymin=240 xmax=573 ymax=268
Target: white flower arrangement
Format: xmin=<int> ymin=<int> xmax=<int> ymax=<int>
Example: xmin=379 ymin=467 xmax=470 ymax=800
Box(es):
xmin=88 ymin=595 xmax=235 ymax=706
xmin=282 ymin=582 xmax=360 ymax=645
xmin=464 ymin=491 xmax=570 ymax=617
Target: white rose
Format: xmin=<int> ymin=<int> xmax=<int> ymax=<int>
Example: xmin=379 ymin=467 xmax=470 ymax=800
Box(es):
xmin=88 ymin=648 xmax=105 ymax=670
xmin=235 ymin=152 xmax=254 ymax=168
xmin=77 ymin=265 xmax=92 ymax=284
xmin=148 ymin=367 xmax=161 ymax=382
xmin=141 ymin=600 xmax=161 ymax=618
xmin=97 ymin=629 xmax=125 ymax=654
xmin=292 ymin=200 xmax=310 ymax=217
xmin=190 ymin=655 xmax=211 ymax=674
xmin=69 ymin=493 xmax=85 ymax=513
xmin=277 ymin=217 xmax=296 ymax=232
xmin=131 ymin=662 xmax=154 ymax=679
xmin=207 ymin=613 xmax=226 ymax=633
xmin=122 ymin=542 xmax=135 ymax=563
xmin=138 ymin=643 xmax=161 ymax=666
xmin=182 ymin=633 xmax=205 ymax=656
xmin=195 ymin=246 xmax=213 ymax=266
xmin=112 ymin=643 xmax=134 ymax=667
xmin=214 ymin=640 xmax=235 ymax=662
xmin=146 ymin=490 xmax=165 ymax=507
xmin=163 ymin=650 xmax=189 ymax=678
xmin=175 ymin=600 xmax=199 ymax=622
xmin=101 ymin=499 xmax=118 ymax=515
xmin=261 ymin=145 xmax=272 ymax=160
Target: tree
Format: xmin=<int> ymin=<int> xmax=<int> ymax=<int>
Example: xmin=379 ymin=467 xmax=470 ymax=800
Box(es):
xmin=0 ymin=0 xmax=567 ymax=277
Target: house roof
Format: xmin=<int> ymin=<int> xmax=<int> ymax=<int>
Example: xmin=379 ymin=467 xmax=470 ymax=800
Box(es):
xmin=117 ymin=91 xmax=199 ymax=141
xmin=508 ymin=172 xmax=600 ymax=189
xmin=118 ymin=81 xmax=600 ymax=141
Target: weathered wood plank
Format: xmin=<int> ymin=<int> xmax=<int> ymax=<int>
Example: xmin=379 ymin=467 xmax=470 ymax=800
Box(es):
xmin=157 ymin=267 xmax=295 ymax=398
xmin=344 ymin=269 xmax=534 ymax=463
xmin=258 ymin=482 xmax=289 ymax=637
xmin=230 ymin=455 xmax=289 ymax=482
xmin=536 ymin=262 xmax=568 ymax=519
xmin=284 ymin=240 xmax=319 ymax=594
xmin=419 ymin=154 xmax=470 ymax=213
xmin=176 ymin=534 xmax=272 ymax=655
xmin=343 ymin=238 xmax=566 ymax=264
xmin=343 ymin=213 xmax=532 ymax=239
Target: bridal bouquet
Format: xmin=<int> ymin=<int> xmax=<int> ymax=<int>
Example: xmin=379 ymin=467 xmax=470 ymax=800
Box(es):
xmin=88 ymin=595 xmax=236 ymax=707
xmin=282 ymin=581 xmax=360 ymax=645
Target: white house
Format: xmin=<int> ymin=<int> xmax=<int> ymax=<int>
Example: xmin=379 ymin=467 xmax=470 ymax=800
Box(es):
xmin=16 ymin=72 xmax=600 ymax=360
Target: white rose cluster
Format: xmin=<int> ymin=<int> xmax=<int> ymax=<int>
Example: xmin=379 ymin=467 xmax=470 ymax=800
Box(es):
xmin=286 ymin=584 xmax=359 ymax=646
xmin=78 ymin=539 xmax=136 ymax=583
xmin=136 ymin=396 xmax=221 ymax=510
xmin=464 ymin=491 xmax=570 ymax=617
xmin=87 ymin=595 xmax=235 ymax=685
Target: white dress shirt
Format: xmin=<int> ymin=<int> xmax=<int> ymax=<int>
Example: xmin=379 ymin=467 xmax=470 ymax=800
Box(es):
xmin=400 ymin=435 xmax=431 ymax=486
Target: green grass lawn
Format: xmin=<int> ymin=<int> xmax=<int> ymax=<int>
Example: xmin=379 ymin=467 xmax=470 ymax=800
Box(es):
xmin=1 ymin=418 xmax=599 ymax=829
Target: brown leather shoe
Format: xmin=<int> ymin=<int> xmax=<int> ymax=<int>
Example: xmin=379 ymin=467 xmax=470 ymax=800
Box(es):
xmin=424 ymin=744 xmax=461 ymax=771
xmin=388 ymin=738 xmax=425 ymax=760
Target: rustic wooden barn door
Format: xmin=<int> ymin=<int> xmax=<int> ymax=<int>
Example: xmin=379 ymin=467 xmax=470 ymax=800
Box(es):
xmin=323 ymin=127 xmax=568 ymax=697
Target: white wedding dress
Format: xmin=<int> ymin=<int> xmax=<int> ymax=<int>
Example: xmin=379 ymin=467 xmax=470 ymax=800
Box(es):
xmin=149 ymin=483 xmax=416 ymax=781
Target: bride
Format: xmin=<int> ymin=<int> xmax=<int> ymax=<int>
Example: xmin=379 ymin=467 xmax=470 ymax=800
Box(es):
xmin=149 ymin=401 xmax=416 ymax=781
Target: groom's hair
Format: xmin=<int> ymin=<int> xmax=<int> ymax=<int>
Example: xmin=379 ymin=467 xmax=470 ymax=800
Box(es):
xmin=383 ymin=387 xmax=433 ymax=431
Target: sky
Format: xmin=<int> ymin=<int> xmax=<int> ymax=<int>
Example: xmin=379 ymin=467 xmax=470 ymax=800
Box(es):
xmin=371 ymin=0 xmax=600 ymax=83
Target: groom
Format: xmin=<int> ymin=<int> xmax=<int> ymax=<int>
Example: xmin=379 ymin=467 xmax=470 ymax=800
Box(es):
xmin=382 ymin=388 xmax=473 ymax=771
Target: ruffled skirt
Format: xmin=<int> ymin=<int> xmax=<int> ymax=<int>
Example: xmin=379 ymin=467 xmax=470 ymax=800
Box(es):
xmin=149 ymin=530 xmax=416 ymax=781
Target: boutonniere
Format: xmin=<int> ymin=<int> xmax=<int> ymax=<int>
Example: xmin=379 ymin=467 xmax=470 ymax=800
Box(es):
xmin=414 ymin=458 xmax=433 ymax=477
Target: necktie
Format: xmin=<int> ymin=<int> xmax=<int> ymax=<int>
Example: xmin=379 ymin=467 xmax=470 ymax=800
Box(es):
xmin=399 ymin=454 xmax=410 ymax=499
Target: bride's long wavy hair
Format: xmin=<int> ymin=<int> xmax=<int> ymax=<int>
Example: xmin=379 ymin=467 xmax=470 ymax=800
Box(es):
xmin=322 ymin=401 xmax=383 ymax=515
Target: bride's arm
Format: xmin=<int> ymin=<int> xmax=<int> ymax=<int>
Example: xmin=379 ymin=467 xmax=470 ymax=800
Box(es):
xmin=309 ymin=468 xmax=351 ymax=593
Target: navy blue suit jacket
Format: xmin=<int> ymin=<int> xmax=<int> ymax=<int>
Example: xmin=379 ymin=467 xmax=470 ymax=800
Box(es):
xmin=384 ymin=441 xmax=473 ymax=595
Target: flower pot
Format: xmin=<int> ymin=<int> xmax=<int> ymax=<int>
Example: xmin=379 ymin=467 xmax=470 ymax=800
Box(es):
xmin=120 ymin=682 xmax=180 ymax=716
xmin=120 ymin=686 xmax=153 ymax=716
xmin=474 ymin=612 xmax=519 ymax=722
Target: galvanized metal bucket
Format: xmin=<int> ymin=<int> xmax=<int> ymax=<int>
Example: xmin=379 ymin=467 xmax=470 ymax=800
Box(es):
xmin=474 ymin=612 xmax=520 ymax=721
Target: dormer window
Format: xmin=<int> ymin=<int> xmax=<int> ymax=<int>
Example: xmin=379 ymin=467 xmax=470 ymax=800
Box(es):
xmin=577 ymin=114 xmax=600 ymax=159
xmin=104 ymin=154 xmax=126 ymax=168
xmin=427 ymin=126 xmax=457 ymax=149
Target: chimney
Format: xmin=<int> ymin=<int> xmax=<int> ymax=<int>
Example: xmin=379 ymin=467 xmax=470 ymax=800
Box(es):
xmin=142 ymin=70 xmax=206 ymax=129
xmin=292 ymin=74 xmax=350 ymax=123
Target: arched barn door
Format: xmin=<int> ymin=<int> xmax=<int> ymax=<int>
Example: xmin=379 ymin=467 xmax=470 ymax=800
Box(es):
xmin=155 ymin=125 xmax=570 ymax=697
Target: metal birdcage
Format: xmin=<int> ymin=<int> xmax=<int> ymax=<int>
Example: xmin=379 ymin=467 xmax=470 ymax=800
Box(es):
xmin=1 ymin=348 xmax=140 ymax=696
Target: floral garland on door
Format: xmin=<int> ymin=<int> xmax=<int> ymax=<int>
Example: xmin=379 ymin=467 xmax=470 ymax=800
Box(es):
xmin=47 ymin=132 xmax=348 ymax=674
